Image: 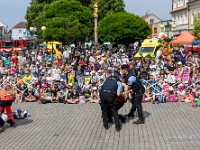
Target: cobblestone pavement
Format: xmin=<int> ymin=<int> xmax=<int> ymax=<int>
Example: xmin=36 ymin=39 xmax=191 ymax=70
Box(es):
xmin=0 ymin=102 xmax=200 ymax=150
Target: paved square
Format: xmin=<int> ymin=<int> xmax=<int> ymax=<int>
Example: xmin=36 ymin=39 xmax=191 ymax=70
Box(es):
xmin=0 ymin=102 xmax=200 ymax=150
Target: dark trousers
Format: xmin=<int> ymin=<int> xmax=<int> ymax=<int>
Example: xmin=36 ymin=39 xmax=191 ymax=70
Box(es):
xmin=107 ymin=102 xmax=124 ymax=120
xmin=100 ymin=92 xmax=120 ymax=129
xmin=130 ymin=86 xmax=145 ymax=120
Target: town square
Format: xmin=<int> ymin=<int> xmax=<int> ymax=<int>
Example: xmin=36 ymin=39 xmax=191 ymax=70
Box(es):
xmin=1 ymin=0 xmax=200 ymax=150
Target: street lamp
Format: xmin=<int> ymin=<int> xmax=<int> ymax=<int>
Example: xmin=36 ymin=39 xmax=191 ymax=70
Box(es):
xmin=172 ymin=24 xmax=177 ymax=29
xmin=160 ymin=24 xmax=165 ymax=32
xmin=41 ymin=26 xmax=46 ymax=31
xmin=30 ymin=27 xmax=35 ymax=32
xmin=29 ymin=25 xmax=46 ymax=48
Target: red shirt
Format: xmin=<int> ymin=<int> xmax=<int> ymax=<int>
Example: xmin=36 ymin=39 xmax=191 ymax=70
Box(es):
xmin=117 ymin=95 xmax=125 ymax=102
xmin=11 ymin=56 xmax=18 ymax=64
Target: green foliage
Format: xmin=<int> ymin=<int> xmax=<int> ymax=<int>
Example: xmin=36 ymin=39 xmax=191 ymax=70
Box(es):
xmin=193 ymin=14 xmax=200 ymax=40
xmin=77 ymin=0 xmax=91 ymax=6
xmin=164 ymin=37 xmax=173 ymax=42
xmin=90 ymin=0 xmax=125 ymax=21
xmin=43 ymin=16 xmax=90 ymax=45
xmin=25 ymin=0 xmax=93 ymax=44
xmin=42 ymin=0 xmax=93 ymax=44
xmin=98 ymin=12 xmax=152 ymax=45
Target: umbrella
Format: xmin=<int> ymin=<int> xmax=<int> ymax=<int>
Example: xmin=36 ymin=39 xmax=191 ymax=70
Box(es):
xmin=192 ymin=40 xmax=200 ymax=45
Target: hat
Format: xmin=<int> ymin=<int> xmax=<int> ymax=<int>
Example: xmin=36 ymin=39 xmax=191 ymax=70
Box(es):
xmin=68 ymin=83 xmax=73 ymax=86
xmin=71 ymin=63 xmax=75 ymax=66
xmin=121 ymin=64 xmax=129 ymax=70
xmin=177 ymin=61 xmax=182 ymax=65
xmin=169 ymin=86 xmax=174 ymax=91
xmin=196 ymin=85 xmax=200 ymax=90
xmin=151 ymin=65 xmax=156 ymax=69
xmin=98 ymin=70 xmax=102 ymax=73
xmin=86 ymin=72 xmax=89 ymax=75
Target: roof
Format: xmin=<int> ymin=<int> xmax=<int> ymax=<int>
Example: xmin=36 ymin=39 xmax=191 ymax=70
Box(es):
xmin=0 ymin=22 xmax=8 ymax=27
xmin=141 ymin=13 xmax=151 ymax=19
xmin=170 ymin=31 xmax=194 ymax=44
xmin=171 ymin=6 xmax=188 ymax=13
xmin=188 ymin=0 xmax=198 ymax=4
xmin=141 ymin=13 xmax=162 ymax=21
xmin=12 ymin=22 xmax=27 ymax=29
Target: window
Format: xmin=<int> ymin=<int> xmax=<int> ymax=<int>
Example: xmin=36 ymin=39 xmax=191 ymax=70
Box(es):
xmin=154 ymin=27 xmax=157 ymax=34
xmin=185 ymin=0 xmax=188 ymax=5
xmin=180 ymin=15 xmax=183 ymax=24
xmin=150 ymin=19 xmax=154 ymax=24
xmin=19 ymin=30 xmax=22 ymax=33
xmin=165 ymin=25 xmax=171 ymax=32
xmin=173 ymin=0 xmax=176 ymax=9
xmin=191 ymin=14 xmax=194 ymax=25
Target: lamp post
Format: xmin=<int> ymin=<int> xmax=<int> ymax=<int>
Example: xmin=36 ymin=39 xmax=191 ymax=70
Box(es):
xmin=29 ymin=25 xmax=46 ymax=48
xmin=160 ymin=24 xmax=165 ymax=32
xmin=94 ymin=2 xmax=98 ymax=45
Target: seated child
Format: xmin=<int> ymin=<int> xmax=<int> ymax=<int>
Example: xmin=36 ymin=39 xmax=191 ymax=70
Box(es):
xmin=88 ymin=87 xmax=100 ymax=103
xmin=152 ymin=84 xmax=162 ymax=104
xmin=176 ymin=84 xmax=186 ymax=102
xmin=167 ymin=86 xmax=177 ymax=102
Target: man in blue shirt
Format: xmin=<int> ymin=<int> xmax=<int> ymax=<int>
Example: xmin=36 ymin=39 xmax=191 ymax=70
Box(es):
xmin=100 ymin=70 xmax=123 ymax=132
xmin=121 ymin=64 xmax=145 ymax=124
xmin=179 ymin=45 xmax=186 ymax=65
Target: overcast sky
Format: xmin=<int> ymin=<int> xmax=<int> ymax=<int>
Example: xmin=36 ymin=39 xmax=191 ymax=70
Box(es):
xmin=0 ymin=0 xmax=171 ymax=30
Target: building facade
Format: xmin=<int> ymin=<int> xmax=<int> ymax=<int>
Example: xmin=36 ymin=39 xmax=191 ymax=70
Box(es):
xmin=158 ymin=20 xmax=174 ymax=38
xmin=171 ymin=0 xmax=189 ymax=34
xmin=141 ymin=13 xmax=162 ymax=38
xmin=0 ymin=22 xmax=8 ymax=40
xmin=188 ymin=0 xmax=200 ymax=31
xmin=11 ymin=22 xmax=29 ymax=40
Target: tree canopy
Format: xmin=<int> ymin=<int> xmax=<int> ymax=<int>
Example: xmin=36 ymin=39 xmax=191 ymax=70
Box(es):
xmin=42 ymin=0 xmax=93 ymax=44
xmin=98 ymin=12 xmax=152 ymax=45
xmin=25 ymin=0 xmax=93 ymax=44
xmin=193 ymin=14 xmax=200 ymax=40
xmin=90 ymin=0 xmax=125 ymax=21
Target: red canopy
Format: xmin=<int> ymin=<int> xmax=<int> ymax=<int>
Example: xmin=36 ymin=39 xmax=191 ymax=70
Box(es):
xmin=170 ymin=31 xmax=194 ymax=44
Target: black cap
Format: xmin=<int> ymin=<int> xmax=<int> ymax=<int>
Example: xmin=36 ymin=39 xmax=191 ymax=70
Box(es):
xmin=121 ymin=64 xmax=129 ymax=70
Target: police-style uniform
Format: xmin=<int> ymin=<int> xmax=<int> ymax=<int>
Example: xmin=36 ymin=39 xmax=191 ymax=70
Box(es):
xmin=0 ymin=90 xmax=15 ymax=127
xmin=100 ymin=76 xmax=121 ymax=131
xmin=123 ymin=65 xmax=145 ymax=124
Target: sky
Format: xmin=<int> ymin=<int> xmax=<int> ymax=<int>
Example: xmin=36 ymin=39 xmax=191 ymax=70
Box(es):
xmin=0 ymin=0 xmax=172 ymax=30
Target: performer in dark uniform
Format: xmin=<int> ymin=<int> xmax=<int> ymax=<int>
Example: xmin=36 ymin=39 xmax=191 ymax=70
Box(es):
xmin=121 ymin=64 xmax=145 ymax=124
xmin=100 ymin=71 xmax=123 ymax=131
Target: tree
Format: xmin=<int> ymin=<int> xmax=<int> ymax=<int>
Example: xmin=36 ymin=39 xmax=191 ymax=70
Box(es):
xmin=77 ymin=0 xmax=91 ymax=6
xmin=90 ymin=0 xmax=125 ymax=21
xmin=43 ymin=16 xmax=90 ymax=45
xmin=98 ymin=12 xmax=152 ymax=46
xmin=193 ymin=14 xmax=200 ymax=40
xmin=42 ymin=0 xmax=93 ymax=44
xmin=25 ymin=0 xmax=56 ymax=28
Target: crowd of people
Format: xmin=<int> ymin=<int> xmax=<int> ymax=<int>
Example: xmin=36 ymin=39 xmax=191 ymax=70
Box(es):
xmin=0 ymin=44 xmax=200 ymax=106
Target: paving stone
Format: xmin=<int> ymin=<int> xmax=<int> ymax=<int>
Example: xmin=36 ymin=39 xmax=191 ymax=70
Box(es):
xmin=0 ymin=102 xmax=200 ymax=149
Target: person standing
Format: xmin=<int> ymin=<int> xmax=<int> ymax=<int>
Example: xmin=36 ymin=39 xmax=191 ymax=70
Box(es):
xmin=121 ymin=64 xmax=145 ymax=124
xmin=179 ymin=45 xmax=186 ymax=65
xmin=0 ymin=90 xmax=15 ymax=127
xmin=100 ymin=71 xmax=123 ymax=132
